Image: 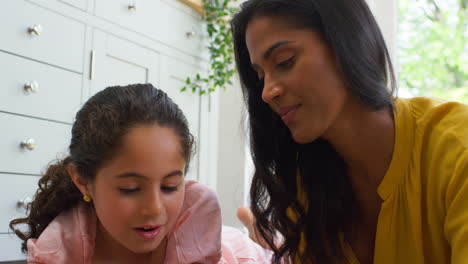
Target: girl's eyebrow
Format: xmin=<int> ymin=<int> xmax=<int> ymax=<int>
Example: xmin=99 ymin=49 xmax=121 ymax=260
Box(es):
xmin=115 ymin=170 xmax=183 ymax=179
xmin=163 ymin=170 xmax=184 ymax=179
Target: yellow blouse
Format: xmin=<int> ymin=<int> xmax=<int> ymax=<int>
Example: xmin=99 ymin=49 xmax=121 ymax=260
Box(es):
xmin=297 ymin=97 xmax=468 ymax=263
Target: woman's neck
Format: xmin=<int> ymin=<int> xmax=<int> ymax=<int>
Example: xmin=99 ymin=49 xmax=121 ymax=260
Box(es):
xmin=322 ymin=99 xmax=395 ymax=220
xmin=93 ymin=221 xmax=167 ymax=264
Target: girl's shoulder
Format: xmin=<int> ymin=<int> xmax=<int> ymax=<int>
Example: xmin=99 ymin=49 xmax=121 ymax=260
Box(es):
xmin=26 ymin=203 xmax=96 ymax=264
xmin=168 ymin=180 xmax=273 ymax=263
xmin=182 ymin=180 xmax=220 ymax=209
xmin=220 ymin=226 xmax=273 ymax=264
xmin=165 ymin=180 xmax=223 ymax=263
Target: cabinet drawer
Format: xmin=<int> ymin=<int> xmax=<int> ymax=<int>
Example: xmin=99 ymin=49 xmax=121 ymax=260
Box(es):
xmin=0 ymin=233 xmax=27 ymax=261
xmin=0 ymin=174 xmax=40 ymax=234
xmin=0 ymin=51 xmax=82 ymax=123
xmin=0 ymin=0 xmax=86 ymax=72
xmin=94 ymin=0 xmax=204 ymax=57
xmin=58 ymin=0 xmax=88 ymax=11
xmin=0 ymin=113 xmax=71 ymax=175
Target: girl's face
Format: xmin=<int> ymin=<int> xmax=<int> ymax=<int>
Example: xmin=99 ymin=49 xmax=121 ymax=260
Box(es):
xmin=245 ymin=16 xmax=351 ymax=144
xmin=89 ymin=125 xmax=186 ymax=254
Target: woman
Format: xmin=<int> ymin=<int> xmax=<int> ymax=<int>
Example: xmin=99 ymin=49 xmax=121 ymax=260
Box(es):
xmin=231 ymin=0 xmax=468 ymax=263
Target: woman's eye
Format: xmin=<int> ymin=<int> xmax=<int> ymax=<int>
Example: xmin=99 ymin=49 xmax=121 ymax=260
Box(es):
xmin=119 ymin=188 xmax=139 ymax=194
xmin=255 ymin=71 xmax=264 ymax=82
xmin=277 ymin=56 xmax=295 ymax=68
xmin=161 ymin=186 xmax=178 ymax=193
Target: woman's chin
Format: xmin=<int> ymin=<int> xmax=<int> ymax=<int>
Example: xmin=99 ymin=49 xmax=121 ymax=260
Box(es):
xmin=292 ymin=133 xmax=313 ymax=144
xmin=291 ymin=128 xmax=320 ymax=145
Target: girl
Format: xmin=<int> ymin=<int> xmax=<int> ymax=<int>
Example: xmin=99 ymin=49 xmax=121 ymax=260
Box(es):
xmin=231 ymin=0 xmax=468 ymax=263
xmin=10 ymin=84 xmax=270 ymax=263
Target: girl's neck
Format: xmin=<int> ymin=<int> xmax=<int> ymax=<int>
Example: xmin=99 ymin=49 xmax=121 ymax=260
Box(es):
xmin=93 ymin=222 xmax=167 ymax=264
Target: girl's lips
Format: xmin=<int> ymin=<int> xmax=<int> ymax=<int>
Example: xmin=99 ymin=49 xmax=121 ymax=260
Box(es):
xmin=134 ymin=226 xmax=161 ymax=240
xmin=279 ymin=105 xmax=300 ymax=125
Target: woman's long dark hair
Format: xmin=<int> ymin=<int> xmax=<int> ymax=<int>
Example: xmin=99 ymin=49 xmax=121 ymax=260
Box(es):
xmin=10 ymin=84 xmax=194 ymax=252
xmin=231 ymin=0 xmax=396 ymax=263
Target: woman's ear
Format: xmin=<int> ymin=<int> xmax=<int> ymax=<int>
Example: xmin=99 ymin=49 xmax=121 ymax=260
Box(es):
xmin=68 ymin=163 xmax=92 ymax=197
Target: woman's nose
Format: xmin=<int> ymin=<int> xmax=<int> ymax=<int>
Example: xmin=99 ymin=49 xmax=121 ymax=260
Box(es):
xmin=261 ymin=75 xmax=283 ymax=104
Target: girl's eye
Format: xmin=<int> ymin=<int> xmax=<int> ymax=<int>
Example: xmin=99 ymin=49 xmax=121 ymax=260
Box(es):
xmin=119 ymin=188 xmax=139 ymax=194
xmin=277 ymin=56 xmax=295 ymax=68
xmin=161 ymin=186 xmax=178 ymax=193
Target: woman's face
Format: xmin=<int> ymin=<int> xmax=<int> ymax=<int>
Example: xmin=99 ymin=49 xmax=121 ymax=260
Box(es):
xmin=245 ymin=16 xmax=351 ymax=143
xmin=89 ymin=125 xmax=186 ymax=254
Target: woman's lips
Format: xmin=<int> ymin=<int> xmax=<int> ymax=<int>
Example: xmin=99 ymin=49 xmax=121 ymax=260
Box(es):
xmin=279 ymin=105 xmax=300 ymax=125
xmin=134 ymin=225 xmax=161 ymax=240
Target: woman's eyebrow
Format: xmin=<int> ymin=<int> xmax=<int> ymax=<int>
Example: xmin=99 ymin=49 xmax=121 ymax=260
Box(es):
xmin=263 ymin=40 xmax=295 ymax=60
xmin=251 ymin=40 xmax=295 ymax=69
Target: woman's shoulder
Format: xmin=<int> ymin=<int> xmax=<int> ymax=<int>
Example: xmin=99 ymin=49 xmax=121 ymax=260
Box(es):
xmin=400 ymin=97 xmax=468 ymax=140
xmin=397 ymin=97 xmax=468 ymax=155
xmin=399 ymin=97 xmax=468 ymax=188
xmin=26 ymin=203 xmax=96 ymax=264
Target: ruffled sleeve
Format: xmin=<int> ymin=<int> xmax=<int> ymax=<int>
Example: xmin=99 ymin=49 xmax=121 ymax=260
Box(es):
xmin=164 ymin=180 xmax=223 ymax=264
xmin=27 ymin=203 xmax=96 ymax=264
xmin=219 ymin=226 xmax=273 ymax=264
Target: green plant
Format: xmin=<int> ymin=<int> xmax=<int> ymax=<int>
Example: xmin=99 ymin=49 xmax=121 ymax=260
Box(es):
xmin=181 ymin=0 xmax=238 ymax=95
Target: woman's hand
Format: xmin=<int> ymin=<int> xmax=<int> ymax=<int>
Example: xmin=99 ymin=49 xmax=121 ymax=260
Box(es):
xmin=236 ymin=206 xmax=273 ymax=250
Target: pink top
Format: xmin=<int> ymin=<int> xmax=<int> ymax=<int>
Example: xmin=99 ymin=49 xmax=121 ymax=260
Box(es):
xmin=27 ymin=180 xmax=271 ymax=263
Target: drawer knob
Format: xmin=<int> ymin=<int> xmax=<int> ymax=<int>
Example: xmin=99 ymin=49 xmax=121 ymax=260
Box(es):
xmin=128 ymin=4 xmax=137 ymax=11
xmin=28 ymin=24 xmax=43 ymax=36
xmin=186 ymin=31 xmax=196 ymax=38
xmin=17 ymin=197 xmax=32 ymax=210
xmin=24 ymin=81 xmax=39 ymax=93
xmin=20 ymin=138 xmax=36 ymax=151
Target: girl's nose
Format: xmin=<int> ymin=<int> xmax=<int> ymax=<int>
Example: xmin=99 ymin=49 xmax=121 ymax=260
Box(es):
xmin=142 ymin=191 xmax=163 ymax=216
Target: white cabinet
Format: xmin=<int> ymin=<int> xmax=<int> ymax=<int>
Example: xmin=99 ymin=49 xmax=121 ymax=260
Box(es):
xmin=89 ymin=30 xmax=160 ymax=96
xmin=0 ymin=233 xmax=27 ymax=261
xmin=0 ymin=113 xmax=71 ymax=175
xmin=159 ymin=55 xmax=205 ymax=181
xmin=59 ymin=0 xmax=89 ymax=11
xmin=94 ymin=0 xmax=205 ymax=57
xmin=0 ymin=174 xmax=41 ymax=234
xmin=0 ymin=52 xmax=82 ymax=124
xmin=0 ymin=1 xmax=86 ymax=72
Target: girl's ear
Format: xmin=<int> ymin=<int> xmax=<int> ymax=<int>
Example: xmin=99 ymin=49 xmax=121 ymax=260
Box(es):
xmin=68 ymin=163 xmax=92 ymax=197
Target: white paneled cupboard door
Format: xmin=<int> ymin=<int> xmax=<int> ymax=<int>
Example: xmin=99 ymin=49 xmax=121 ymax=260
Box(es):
xmin=88 ymin=29 xmax=160 ymax=97
xmin=159 ymin=55 xmax=205 ymax=181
